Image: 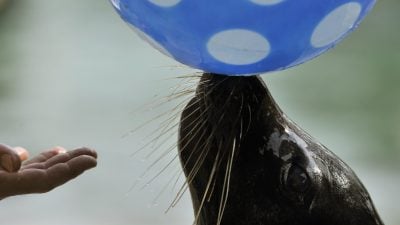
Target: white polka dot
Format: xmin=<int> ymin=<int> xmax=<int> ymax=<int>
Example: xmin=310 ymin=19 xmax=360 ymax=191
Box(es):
xmin=110 ymin=0 xmax=120 ymax=10
xmin=128 ymin=24 xmax=172 ymax=57
xmin=148 ymin=0 xmax=181 ymax=7
xmin=311 ymin=2 xmax=362 ymax=48
xmin=207 ymin=29 xmax=271 ymax=65
xmin=250 ymin=0 xmax=284 ymax=5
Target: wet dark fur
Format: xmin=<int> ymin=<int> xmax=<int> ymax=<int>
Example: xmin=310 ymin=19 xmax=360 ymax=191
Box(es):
xmin=178 ymin=73 xmax=384 ymax=225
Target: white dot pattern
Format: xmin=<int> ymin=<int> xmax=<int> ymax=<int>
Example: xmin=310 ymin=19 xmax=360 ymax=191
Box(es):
xmin=250 ymin=0 xmax=285 ymax=5
xmin=148 ymin=0 xmax=182 ymax=7
xmin=311 ymin=2 xmax=362 ymax=48
xmin=114 ymin=0 xmax=374 ymax=75
xmin=207 ymin=29 xmax=271 ymax=65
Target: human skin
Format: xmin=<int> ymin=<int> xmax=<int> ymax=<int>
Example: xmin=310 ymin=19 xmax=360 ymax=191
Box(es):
xmin=0 ymin=143 xmax=97 ymax=200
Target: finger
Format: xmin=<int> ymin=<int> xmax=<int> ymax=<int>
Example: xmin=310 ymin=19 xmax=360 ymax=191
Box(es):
xmin=44 ymin=147 xmax=97 ymax=169
xmin=22 ymin=147 xmax=66 ymax=166
xmin=46 ymin=155 xmax=98 ymax=187
xmin=0 ymin=144 xmax=21 ymax=172
xmin=53 ymin=146 xmax=67 ymax=154
xmin=13 ymin=147 xmax=29 ymax=161
xmin=21 ymin=162 xmax=46 ymax=170
xmin=12 ymin=155 xmax=97 ymax=195
xmin=70 ymin=147 xmax=97 ymax=159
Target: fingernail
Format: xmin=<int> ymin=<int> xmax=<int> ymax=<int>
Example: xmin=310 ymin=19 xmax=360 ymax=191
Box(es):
xmin=1 ymin=155 xmax=14 ymax=172
xmin=14 ymin=147 xmax=29 ymax=161
xmin=53 ymin=146 xmax=67 ymax=154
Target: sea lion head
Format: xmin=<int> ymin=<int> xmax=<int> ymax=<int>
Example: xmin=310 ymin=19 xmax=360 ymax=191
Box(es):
xmin=178 ymin=73 xmax=384 ymax=225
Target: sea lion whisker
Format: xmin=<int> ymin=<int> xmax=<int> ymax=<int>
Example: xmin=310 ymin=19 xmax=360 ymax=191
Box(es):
xmin=167 ymin=79 xmax=195 ymax=94
xmin=139 ymin=116 xmax=208 ymax=183
xmin=207 ymin=170 xmax=218 ymax=202
xmin=143 ymin=117 xmax=208 ymax=188
xmin=161 ymin=88 xmax=193 ymax=101
xmin=148 ymin=111 xmax=207 ymax=168
xmin=141 ymin=72 xmax=198 ymax=103
xmin=138 ymin=126 xmax=201 ymax=192
xmin=169 ymin=98 xmax=205 ymax=141
xmin=139 ymin=143 xmax=181 ymax=183
xmin=178 ymin=103 xmax=213 ymax=153
xmin=164 ymin=90 xmax=195 ymax=102
xmin=130 ymin=99 xmax=202 ymax=158
xmin=147 ymin=107 xmax=186 ymax=150
xmin=129 ymin=125 xmax=174 ymax=158
xmin=197 ymin=76 xmax=229 ymax=99
xmin=175 ymin=140 xmax=216 ymax=207
xmin=152 ymin=64 xmax=188 ymax=70
xmin=167 ymin=118 xmax=206 ymax=159
xmin=123 ymin=93 xmax=194 ymax=140
xmin=205 ymin=139 xmax=228 ymax=200
xmin=190 ymin=110 xmax=243 ymax=224
xmin=136 ymin=87 xmax=195 ymax=119
xmin=194 ymin=138 xmax=233 ymax=225
xmin=187 ymin=80 xmax=238 ymax=164
xmin=132 ymin=141 xmax=178 ymax=187
xmin=149 ymin=165 xmax=182 ymax=206
xmin=174 ymin=71 xmax=203 ymax=78
xmin=146 ymin=104 xmax=189 ymax=156
xmin=165 ymin=182 xmax=189 ymax=213
xmin=217 ymin=137 xmax=237 ymax=225
xmin=148 ymin=90 xmax=194 ymax=115
xmin=165 ymin=75 xmax=202 ymax=95
xmin=127 ymin=76 xmax=194 ymax=116
xmin=171 ymin=110 xmax=227 ymax=210
xmin=140 ymin=152 xmax=180 ymax=190
xmin=175 ymin=97 xmax=205 ymax=128
xmin=173 ymin=100 xmax=214 ymax=156
xmin=246 ymin=103 xmax=252 ymax=135
xmin=171 ymin=77 xmax=241 ymax=217
xmin=171 ymin=165 xmax=186 ymax=194
xmin=214 ymin=89 xmax=244 ymax=225
xmin=181 ymin=127 xmax=215 ymax=186
xmin=168 ymin=143 xmax=212 ymax=211
xmin=173 ymin=74 xmax=202 ymax=79
xmin=174 ymin=115 xmax=208 ymax=157
xmin=156 ymin=71 xmax=201 ymax=82
xmin=179 ymin=128 xmax=209 ymax=172
xmin=168 ymin=78 xmax=199 ymax=94
xmin=193 ymin=149 xmax=222 ymax=225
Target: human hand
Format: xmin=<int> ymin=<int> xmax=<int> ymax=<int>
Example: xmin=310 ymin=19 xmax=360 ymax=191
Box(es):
xmin=0 ymin=144 xmax=97 ymax=200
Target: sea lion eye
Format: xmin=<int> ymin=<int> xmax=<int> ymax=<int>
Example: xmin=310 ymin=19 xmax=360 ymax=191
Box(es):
xmin=285 ymin=165 xmax=310 ymax=193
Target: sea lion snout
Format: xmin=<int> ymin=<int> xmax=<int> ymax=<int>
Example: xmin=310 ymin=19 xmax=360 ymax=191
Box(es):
xmin=179 ymin=73 xmax=384 ymax=225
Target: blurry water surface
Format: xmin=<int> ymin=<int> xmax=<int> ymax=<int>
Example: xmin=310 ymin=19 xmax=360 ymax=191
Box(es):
xmin=0 ymin=0 xmax=399 ymax=224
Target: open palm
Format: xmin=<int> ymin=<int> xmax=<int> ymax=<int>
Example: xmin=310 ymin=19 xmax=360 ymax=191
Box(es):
xmin=0 ymin=144 xmax=97 ymax=200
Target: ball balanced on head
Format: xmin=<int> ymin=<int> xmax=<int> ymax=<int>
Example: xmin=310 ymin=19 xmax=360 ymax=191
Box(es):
xmin=111 ymin=0 xmax=375 ymax=75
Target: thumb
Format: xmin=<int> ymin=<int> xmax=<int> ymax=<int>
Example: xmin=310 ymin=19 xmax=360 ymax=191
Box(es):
xmin=0 ymin=144 xmax=22 ymax=172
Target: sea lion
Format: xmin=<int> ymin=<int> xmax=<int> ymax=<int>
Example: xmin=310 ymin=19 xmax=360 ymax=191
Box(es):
xmin=178 ymin=73 xmax=384 ymax=225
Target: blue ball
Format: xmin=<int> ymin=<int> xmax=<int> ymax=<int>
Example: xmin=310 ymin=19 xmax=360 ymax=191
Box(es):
xmin=111 ymin=0 xmax=376 ymax=76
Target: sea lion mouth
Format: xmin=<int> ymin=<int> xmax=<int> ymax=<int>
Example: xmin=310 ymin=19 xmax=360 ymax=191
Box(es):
xmin=178 ymin=73 xmax=384 ymax=225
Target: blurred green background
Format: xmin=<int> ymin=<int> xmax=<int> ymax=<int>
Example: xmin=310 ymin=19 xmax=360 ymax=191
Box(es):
xmin=0 ymin=0 xmax=398 ymax=224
